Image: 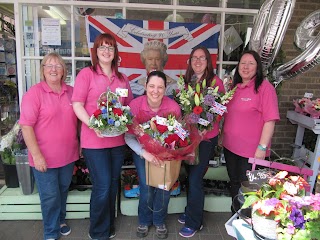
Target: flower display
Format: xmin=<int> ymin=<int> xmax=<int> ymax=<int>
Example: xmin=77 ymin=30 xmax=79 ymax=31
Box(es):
xmin=173 ymin=75 xmax=236 ymax=131
xmin=293 ymin=97 xmax=320 ymax=118
xmin=242 ymin=171 xmax=320 ymax=240
xmin=131 ymin=114 xmax=202 ymax=162
xmin=89 ymin=90 xmax=133 ymax=137
xmin=71 ymin=158 xmax=91 ymax=186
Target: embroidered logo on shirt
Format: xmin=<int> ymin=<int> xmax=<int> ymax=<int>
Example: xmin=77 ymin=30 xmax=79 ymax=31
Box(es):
xmin=241 ymin=98 xmax=252 ymax=101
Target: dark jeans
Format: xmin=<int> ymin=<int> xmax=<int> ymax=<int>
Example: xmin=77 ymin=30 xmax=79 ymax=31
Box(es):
xmin=133 ymin=152 xmax=171 ymax=226
xmin=83 ymin=146 xmax=125 ymax=240
xmin=32 ymin=162 xmax=74 ymax=240
xmin=223 ymin=147 xmax=252 ymax=213
xmin=184 ymin=136 xmax=218 ymax=230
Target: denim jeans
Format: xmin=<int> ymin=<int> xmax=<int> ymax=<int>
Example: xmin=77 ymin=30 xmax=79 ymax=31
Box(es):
xmin=184 ymin=136 xmax=217 ymax=230
xmin=223 ymin=147 xmax=252 ymax=213
xmin=83 ymin=146 xmax=125 ymax=240
xmin=32 ymin=162 xmax=74 ymax=240
xmin=133 ymin=152 xmax=171 ymax=226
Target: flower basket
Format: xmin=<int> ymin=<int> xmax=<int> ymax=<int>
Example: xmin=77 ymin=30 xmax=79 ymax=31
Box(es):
xmin=89 ymin=90 xmax=132 ymax=137
xmin=252 ymin=209 xmax=277 ymax=240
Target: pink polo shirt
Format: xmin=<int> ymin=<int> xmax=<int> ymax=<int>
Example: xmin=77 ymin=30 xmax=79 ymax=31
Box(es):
xmin=19 ymin=81 xmax=79 ymax=168
xmin=72 ymin=65 xmax=133 ymax=148
xmin=129 ymin=95 xmax=181 ymax=127
xmin=223 ymin=78 xmax=280 ymax=158
xmin=204 ymin=76 xmax=225 ymax=139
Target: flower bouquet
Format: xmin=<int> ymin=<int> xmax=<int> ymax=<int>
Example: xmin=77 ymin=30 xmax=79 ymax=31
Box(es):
xmin=293 ymin=97 xmax=320 ymax=118
xmin=173 ymin=75 xmax=236 ymax=131
xmin=89 ymin=90 xmax=132 ymax=137
xmin=242 ymin=171 xmax=320 ymax=240
xmin=131 ymin=114 xmax=202 ymax=163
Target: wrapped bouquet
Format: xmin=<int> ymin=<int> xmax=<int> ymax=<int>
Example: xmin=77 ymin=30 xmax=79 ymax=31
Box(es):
xmin=131 ymin=114 xmax=202 ymax=163
xmin=173 ymin=75 xmax=236 ymax=131
xmin=89 ymin=90 xmax=132 ymax=137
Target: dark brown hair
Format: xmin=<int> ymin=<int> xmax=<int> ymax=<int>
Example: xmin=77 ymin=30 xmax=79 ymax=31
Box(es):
xmin=184 ymin=46 xmax=215 ymax=86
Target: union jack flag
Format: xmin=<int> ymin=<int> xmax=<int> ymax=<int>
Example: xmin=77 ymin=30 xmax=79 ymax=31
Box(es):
xmin=86 ymin=16 xmax=220 ymax=82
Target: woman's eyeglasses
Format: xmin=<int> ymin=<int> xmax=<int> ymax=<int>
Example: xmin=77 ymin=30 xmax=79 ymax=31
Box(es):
xmin=191 ymin=56 xmax=206 ymax=62
xmin=98 ymin=46 xmax=115 ymax=52
xmin=43 ymin=64 xmax=63 ymax=70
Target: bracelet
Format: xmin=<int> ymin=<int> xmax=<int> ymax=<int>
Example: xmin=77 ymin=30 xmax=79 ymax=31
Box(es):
xmin=258 ymin=144 xmax=267 ymax=151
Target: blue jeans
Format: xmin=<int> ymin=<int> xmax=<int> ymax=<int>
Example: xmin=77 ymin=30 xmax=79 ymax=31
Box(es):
xmin=32 ymin=162 xmax=75 ymax=240
xmin=184 ymin=136 xmax=218 ymax=230
xmin=133 ymin=152 xmax=171 ymax=226
xmin=83 ymin=146 xmax=125 ymax=240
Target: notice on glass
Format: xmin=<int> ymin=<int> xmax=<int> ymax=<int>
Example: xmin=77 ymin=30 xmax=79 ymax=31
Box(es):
xmin=41 ymin=18 xmax=61 ymax=46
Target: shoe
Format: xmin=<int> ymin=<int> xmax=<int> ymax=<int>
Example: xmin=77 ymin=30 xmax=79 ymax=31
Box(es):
xmin=136 ymin=225 xmax=149 ymax=238
xmin=155 ymin=224 xmax=168 ymax=239
xmin=179 ymin=225 xmax=203 ymax=238
xmin=178 ymin=213 xmax=187 ymax=224
xmin=88 ymin=233 xmax=98 ymax=240
xmin=60 ymin=224 xmax=71 ymax=236
xmin=109 ymin=226 xmax=116 ymax=239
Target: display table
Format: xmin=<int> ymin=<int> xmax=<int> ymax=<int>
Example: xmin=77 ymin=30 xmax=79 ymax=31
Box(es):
xmin=0 ymin=185 xmax=90 ymax=220
xmin=287 ymin=111 xmax=320 ymax=191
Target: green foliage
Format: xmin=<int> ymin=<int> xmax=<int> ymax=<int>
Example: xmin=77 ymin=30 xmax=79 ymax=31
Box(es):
xmin=0 ymin=147 xmax=15 ymax=165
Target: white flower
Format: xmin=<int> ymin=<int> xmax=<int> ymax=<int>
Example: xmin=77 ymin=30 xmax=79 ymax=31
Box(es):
xmin=114 ymin=121 xmax=121 ymax=127
xmin=167 ymin=125 xmax=174 ymax=132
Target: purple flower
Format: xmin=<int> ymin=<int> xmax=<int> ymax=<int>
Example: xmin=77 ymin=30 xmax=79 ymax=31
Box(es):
xmin=265 ymin=198 xmax=280 ymax=207
xmin=101 ymin=113 xmax=108 ymax=119
xmin=101 ymin=108 xmax=107 ymax=114
xmin=206 ymin=112 xmax=214 ymax=122
xmin=289 ymin=207 xmax=306 ymax=229
xmin=204 ymin=95 xmax=215 ymax=106
xmin=188 ymin=113 xmax=200 ymax=124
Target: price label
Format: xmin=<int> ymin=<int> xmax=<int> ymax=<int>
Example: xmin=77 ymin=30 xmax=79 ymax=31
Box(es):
xmin=198 ymin=118 xmax=210 ymax=126
xmin=304 ymin=92 xmax=313 ymax=98
xmin=210 ymin=101 xmax=227 ymax=116
xmin=246 ymin=169 xmax=274 ymax=185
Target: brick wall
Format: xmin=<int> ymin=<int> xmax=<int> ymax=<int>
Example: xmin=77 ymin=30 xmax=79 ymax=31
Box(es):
xmin=272 ymin=0 xmax=320 ymax=157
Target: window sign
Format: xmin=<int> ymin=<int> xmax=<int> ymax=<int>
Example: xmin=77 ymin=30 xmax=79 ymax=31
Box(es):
xmin=41 ymin=18 xmax=61 ymax=46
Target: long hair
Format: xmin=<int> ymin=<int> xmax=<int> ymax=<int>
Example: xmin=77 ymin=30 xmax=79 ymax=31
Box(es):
xmin=184 ymin=46 xmax=215 ymax=87
xmin=91 ymin=33 xmax=124 ymax=81
xmin=233 ymin=50 xmax=264 ymax=93
xmin=40 ymin=52 xmax=67 ymax=82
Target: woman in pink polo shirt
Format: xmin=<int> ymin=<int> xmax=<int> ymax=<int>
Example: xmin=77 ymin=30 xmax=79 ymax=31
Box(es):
xmin=19 ymin=52 xmax=79 ymax=240
xmin=222 ymin=50 xmax=280 ymax=213
xmin=177 ymin=46 xmax=225 ymax=238
xmin=125 ymin=71 xmax=181 ymax=239
xmin=72 ymin=33 xmax=133 ymax=240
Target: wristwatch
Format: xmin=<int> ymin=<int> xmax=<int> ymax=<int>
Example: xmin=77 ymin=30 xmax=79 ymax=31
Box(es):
xmin=258 ymin=144 xmax=267 ymax=151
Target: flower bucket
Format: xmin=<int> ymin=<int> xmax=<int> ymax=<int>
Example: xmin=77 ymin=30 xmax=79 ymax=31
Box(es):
xmin=3 ymin=163 xmax=19 ymax=188
xmin=252 ymin=210 xmax=277 ymax=240
xmin=15 ymin=149 xmax=34 ymax=195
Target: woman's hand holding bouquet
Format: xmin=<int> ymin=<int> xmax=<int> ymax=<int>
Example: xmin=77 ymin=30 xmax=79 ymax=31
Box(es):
xmin=131 ymin=113 xmax=202 ymax=164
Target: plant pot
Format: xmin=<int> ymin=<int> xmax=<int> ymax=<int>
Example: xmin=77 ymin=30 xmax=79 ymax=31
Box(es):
xmin=3 ymin=164 xmax=19 ymax=188
xmin=252 ymin=210 xmax=277 ymax=240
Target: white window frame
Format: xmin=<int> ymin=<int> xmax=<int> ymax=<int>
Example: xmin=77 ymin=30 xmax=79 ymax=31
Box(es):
xmin=6 ymin=0 xmax=259 ymax=102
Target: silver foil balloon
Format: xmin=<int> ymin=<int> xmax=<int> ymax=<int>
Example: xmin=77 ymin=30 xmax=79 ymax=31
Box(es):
xmin=250 ymin=0 xmax=296 ymax=71
xmin=295 ymin=10 xmax=320 ymax=50
xmin=273 ymin=33 xmax=320 ymax=83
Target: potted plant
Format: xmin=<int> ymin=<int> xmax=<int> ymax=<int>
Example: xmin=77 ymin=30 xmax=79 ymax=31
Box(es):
xmin=0 ymin=122 xmax=28 ymax=189
xmin=122 ymin=169 xmax=139 ymax=198
xmin=242 ymin=171 xmax=320 ymax=240
xmin=70 ymin=158 xmax=92 ymax=191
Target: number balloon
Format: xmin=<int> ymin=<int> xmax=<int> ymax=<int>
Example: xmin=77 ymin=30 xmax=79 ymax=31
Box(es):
xmin=250 ymin=0 xmax=296 ymax=71
xmin=273 ymin=10 xmax=320 ymax=85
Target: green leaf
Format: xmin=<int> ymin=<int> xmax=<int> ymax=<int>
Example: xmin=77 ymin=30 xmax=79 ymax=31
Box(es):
xmin=241 ymin=195 xmax=260 ymax=209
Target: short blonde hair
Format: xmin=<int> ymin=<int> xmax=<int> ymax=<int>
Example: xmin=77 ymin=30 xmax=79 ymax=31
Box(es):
xmin=40 ymin=52 xmax=67 ymax=82
xmin=140 ymin=40 xmax=168 ymax=68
